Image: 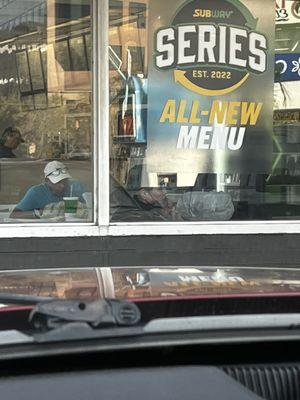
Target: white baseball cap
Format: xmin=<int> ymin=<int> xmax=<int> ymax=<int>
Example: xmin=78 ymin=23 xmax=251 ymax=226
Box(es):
xmin=44 ymin=161 xmax=72 ymax=184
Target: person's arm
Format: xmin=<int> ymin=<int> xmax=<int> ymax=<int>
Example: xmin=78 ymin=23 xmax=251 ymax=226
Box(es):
xmin=10 ymin=208 xmax=39 ymax=219
xmin=9 ymin=187 xmax=40 ymax=219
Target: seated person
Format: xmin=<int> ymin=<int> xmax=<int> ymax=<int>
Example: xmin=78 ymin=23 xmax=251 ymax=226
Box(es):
xmin=134 ymin=187 xmax=234 ymax=221
xmin=0 ymin=127 xmax=24 ymax=158
xmin=134 ymin=187 xmax=174 ymax=219
xmin=10 ymin=161 xmax=86 ymax=219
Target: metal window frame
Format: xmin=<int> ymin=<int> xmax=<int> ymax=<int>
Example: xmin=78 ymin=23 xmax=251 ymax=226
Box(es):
xmin=0 ymin=0 xmax=299 ymax=238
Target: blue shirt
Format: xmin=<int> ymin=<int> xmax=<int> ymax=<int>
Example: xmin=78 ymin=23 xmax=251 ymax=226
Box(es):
xmin=16 ymin=179 xmax=85 ymax=211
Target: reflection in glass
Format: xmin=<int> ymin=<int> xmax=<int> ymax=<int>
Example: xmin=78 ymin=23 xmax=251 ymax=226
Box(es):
xmin=109 ymin=0 xmax=300 ymax=222
xmin=40 ymin=48 xmax=47 ymax=86
xmin=55 ymin=40 xmax=71 ymax=71
xmin=69 ymin=36 xmax=87 ymax=71
xmin=21 ymin=95 xmax=35 ymax=111
xmin=85 ymin=34 xmax=92 ymax=70
xmin=27 ymin=48 xmax=45 ymax=91
xmin=128 ymin=46 xmax=144 ymax=75
xmin=111 ymin=267 xmax=300 ymax=300
xmin=129 ymin=2 xmax=146 ymax=29
xmin=109 ymin=0 xmax=123 ymax=27
xmin=109 ymin=45 xmax=122 ymax=71
xmin=0 ymin=0 xmax=93 ymax=223
xmin=15 ymin=51 xmax=31 ymax=93
xmin=0 ymin=269 xmax=100 ymax=300
xmin=34 ymin=93 xmax=47 ymax=110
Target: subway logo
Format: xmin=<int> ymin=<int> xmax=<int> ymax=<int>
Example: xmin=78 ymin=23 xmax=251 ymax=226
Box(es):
xmin=153 ymin=0 xmax=268 ymax=96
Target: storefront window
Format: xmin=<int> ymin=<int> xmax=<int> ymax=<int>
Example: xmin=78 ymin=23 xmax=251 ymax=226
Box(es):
xmin=109 ymin=0 xmax=300 ymax=222
xmin=0 ymin=0 xmax=93 ymax=223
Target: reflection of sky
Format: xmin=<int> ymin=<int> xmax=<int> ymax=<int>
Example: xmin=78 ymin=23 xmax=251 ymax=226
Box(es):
xmin=0 ymin=0 xmax=90 ymax=31
xmin=146 ymin=0 xmax=274 ymax=174
xmin=0 ymin=0 xmax=43 ymax=27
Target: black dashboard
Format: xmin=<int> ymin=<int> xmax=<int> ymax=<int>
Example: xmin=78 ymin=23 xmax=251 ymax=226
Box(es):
xmin=0 ymin=296 xmax=300 ymax=400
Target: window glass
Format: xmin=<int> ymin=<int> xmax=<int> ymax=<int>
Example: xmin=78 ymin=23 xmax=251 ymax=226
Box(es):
xmin=0 ymin=0 xmax=93 ymax=223
xmin=55 ymin=40 xmax=71 ymax=71
xmin=15 ymin=51 xmax=31 ymax=93
xmin=109 ymin=0 xmax=300 ymax=222
xmin=27 ymin=48 xmax=46 ymax=92
xmin=111 ymin=266 xmax=300 ymax=299
xmin=69 ymin=36 xmax=88 ymax=71
xmin=110 ymin=0 xmax=124 ymax=27
xmin=85 ymin=33 xmax=92 ymax=71
xmin=109 ymin=45 xmax=122 ymax=71
xmin=129 ymin=2 xmax=146 ymax=29
xmin=0 ymin=269 xmax=100 ymax=300
xmin=128 ymin=45 xmax=145 ymax=75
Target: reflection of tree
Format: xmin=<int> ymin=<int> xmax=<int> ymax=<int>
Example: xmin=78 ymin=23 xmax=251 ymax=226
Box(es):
xmin=0 ymin=95 xmax=26 ymax=133
xmin=26 ymin=100 xmax=68 ymax=159
xmin=0 ymin=94 xmax=68 ymax=159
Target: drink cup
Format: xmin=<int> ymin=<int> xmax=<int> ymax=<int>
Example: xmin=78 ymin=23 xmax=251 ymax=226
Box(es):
xmin=63 ymin=197 xmax=79 ymax=221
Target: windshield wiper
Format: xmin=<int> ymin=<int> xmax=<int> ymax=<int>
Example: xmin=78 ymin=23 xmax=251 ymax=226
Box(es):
xmin=2 ymin=297 xmax=300 ymax=347
xmin=30 ymin=299 xmax=141 ymax=330
xmin=29 ymin=299 xmax=142 ymax=342
xmin=0 ymin=298 xmax=142 ymax=346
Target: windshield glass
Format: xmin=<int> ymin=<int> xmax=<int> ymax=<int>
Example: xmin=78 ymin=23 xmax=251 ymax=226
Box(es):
xmin=0 ymin=267 xmax=300 ymax=302
xmin=0 ymin=269 xmax=100 ymax=301
xmin=0 ymin=0 xmax=300 ymax=343
xmin=0 ymin=264 xmax=300 ymax=340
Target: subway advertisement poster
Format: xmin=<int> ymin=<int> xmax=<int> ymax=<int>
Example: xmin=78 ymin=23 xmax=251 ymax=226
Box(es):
xmin=146 ymin=0 xmax=275 ymax=175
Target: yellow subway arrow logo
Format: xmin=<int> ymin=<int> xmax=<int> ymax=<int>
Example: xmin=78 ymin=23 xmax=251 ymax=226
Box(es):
xmin=173 ymin=69 xmax=250 ymax=96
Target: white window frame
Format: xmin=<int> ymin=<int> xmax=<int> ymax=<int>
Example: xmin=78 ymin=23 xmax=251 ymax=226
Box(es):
xmin=0 ymin=0 xmax=299 ymax=238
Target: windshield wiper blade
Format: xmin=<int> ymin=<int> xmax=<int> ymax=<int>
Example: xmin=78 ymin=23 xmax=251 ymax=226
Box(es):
xmin=0 ymin=293 xmax=55 ymax=305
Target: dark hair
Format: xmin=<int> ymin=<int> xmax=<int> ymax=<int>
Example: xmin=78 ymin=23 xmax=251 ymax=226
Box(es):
xmin=0 ymin=127 xmax=22 ymax=145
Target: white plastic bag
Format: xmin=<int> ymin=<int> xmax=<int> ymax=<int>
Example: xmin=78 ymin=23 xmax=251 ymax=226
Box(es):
xmin=174 ymin=191 xmax=234 ymax=221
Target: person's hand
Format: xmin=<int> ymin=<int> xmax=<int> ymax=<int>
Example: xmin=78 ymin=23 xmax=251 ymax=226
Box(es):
xmin=150 ymin=188 xmax=166 ymax=204
xmin=40 ymin=201 xmax=64 ymax=219
xmin=151 ymin=188 xmax=173 ymax=212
